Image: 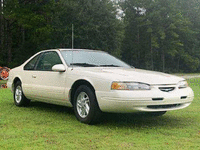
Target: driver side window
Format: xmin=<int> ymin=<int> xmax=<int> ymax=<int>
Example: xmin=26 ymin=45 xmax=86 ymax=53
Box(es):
xmin=36 ymin=52 xmax=63 ymax=71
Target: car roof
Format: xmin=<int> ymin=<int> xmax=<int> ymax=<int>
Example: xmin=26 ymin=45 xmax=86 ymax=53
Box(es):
xmin=41 ymin=48 xmax=106 ymax=53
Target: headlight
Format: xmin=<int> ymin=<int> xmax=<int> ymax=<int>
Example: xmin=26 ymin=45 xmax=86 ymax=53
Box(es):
xmin=111 ymin=82 xmax=151 ymax=90
xmin=177 ymin=80 xmax=188 ymax=89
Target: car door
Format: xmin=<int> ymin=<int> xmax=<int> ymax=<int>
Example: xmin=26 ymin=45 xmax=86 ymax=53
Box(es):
xmin=22 ymin=53 xmax=42 ymax=97
xmin=24 ymin=51 xmax=67 ymax=103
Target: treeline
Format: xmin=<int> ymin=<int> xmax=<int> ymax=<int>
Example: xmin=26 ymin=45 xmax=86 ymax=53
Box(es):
xmin=0 ymin=0 xmax=200 ymax=73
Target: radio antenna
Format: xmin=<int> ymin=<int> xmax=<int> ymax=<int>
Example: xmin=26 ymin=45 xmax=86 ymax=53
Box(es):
xmin=71 ymin=24 xmax=74 ymax=70
xmin=72 ymin=24 xmax=74 ymax=49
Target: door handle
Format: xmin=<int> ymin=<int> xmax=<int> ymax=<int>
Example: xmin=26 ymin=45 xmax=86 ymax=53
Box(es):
xmin=32 ymin=75 xmax=37 ymax=78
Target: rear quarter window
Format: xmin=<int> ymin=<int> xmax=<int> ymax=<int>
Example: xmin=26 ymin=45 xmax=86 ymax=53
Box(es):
xmin=24 ymin=54 xmax=41 ymax=70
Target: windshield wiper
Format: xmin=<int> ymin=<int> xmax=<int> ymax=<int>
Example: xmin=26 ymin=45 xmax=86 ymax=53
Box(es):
xmin=70 ymin=63 xmax=121 ymax=67
xmin=99 ymin=64 xmax=120 ymax=67
xmin=70 ymin=63 xmax=97 ymax=67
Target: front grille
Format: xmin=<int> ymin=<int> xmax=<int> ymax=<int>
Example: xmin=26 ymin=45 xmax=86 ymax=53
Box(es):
xmin=159 ymin=87 xmax=175 ymax=92
xmin=147 ymin=104 xmax=181 ymax=109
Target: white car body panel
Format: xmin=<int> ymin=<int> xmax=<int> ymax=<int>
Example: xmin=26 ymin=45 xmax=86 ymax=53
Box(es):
xmin=7 ymin=49 xmax=194 ymax=113
xmin=23 ymin=71 xmax=66 ymax=102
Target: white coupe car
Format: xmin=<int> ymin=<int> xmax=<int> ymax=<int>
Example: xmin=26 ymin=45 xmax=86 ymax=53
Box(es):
xmin=7 ymin=49 xmax=194 ymax=124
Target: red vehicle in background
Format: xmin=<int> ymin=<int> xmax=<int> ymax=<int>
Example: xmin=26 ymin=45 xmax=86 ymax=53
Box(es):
xmin=0 ymin=66 xmax=10 ymax=80
xmin=0 ymin=66 xmax=10 ymax=88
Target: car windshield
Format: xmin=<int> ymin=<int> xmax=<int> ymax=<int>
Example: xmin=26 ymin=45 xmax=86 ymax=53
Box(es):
xmin=60 ymin=50 xmax=131 ymax=68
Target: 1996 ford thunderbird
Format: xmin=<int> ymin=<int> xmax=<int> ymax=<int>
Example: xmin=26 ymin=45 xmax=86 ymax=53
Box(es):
xmin=7 ymin=49 xmax=194 ymax=124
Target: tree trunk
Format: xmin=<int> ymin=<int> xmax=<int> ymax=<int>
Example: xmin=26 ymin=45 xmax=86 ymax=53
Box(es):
xmin=177 ymin=56 xmax=180 ymax=72
xmin=6 ymin=20 xmax=12 ymax=63
xmin=0 ymin=0 xmax=4 ymax=55
xmin=137 ymin=27 xmax=140 ymax=67
xmin=7 ymin=30 xmax=12 ymax=63
xmin=21 ymin=26 xmax=25 ymax=45
xmin=162 ymin=49 xmax=165 ymax=72
xmin=150 ymin=32 xmax=153 ymax=70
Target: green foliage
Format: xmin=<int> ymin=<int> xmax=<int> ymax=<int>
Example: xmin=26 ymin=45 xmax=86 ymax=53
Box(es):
xmin=1 ymin=0 xmax=200 ymax=72
xmin=1 ymin=0 xmax=123 ymax=67
xmin=48 ymin=0 xmax=123 ymax=55
xmin=119 ymin=0 xmax=200 ymax=72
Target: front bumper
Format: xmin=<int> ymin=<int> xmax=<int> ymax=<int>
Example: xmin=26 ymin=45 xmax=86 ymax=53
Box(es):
xmin=96 ymin=86 xmax=194 ymax=113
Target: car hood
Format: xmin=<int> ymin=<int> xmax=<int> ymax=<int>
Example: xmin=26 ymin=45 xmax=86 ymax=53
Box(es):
xmin=73 ymin=67 xmax=184 ymax=85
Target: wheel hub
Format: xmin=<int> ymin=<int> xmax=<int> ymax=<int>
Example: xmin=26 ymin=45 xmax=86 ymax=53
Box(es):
xmin=76 ymin=92 xmax=90 ymax=118
xmin=15 ymin=86 xmax=22 ymax=103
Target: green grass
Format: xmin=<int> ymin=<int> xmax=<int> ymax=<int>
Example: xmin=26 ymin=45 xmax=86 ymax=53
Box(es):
xmin=173 ymin=73 xmax=200 ymax=75
xmin=0 ymin=80 xmax=7 ymax=87
xmin=0 ymin=79 xmax=200 ymax=149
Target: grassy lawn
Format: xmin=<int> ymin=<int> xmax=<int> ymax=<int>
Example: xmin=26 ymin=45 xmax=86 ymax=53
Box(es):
xmin=0 ymin=79 xmax=200 ymax=150
xmin=0 ymin=80 xmax=7 ymax=86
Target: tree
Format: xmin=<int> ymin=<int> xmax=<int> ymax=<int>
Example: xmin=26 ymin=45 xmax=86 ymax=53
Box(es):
xmin=119 ymin=0 xmax=198 ymax=72
xmin=49 ymin=0 xmax=123 ymax=56
xmin=0 ymin=0 xmax=55 ymax=67
xmin=176 ymin=0 xmax=200 ymax=72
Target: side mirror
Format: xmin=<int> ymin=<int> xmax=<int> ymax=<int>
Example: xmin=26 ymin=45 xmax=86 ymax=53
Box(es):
xmin=52 ymin=64 xmax=66 ymax=72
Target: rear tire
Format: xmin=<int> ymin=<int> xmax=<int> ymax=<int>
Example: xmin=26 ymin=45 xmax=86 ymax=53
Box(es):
xmin=14 ymin=81 xmax=30 ymax=106
xmin=73 ymin=85 xmax=102 ymax=124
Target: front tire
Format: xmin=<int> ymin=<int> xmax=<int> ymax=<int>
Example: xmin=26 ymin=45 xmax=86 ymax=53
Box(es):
xmin=14 ymin=81 xmax=30 ymax=106
xmin=73 ymin=85 xmax=102 ymax=124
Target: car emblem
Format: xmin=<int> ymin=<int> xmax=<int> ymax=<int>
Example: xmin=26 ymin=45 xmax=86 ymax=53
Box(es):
xmin=159 ymin=87 xmax=175 ymax=92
